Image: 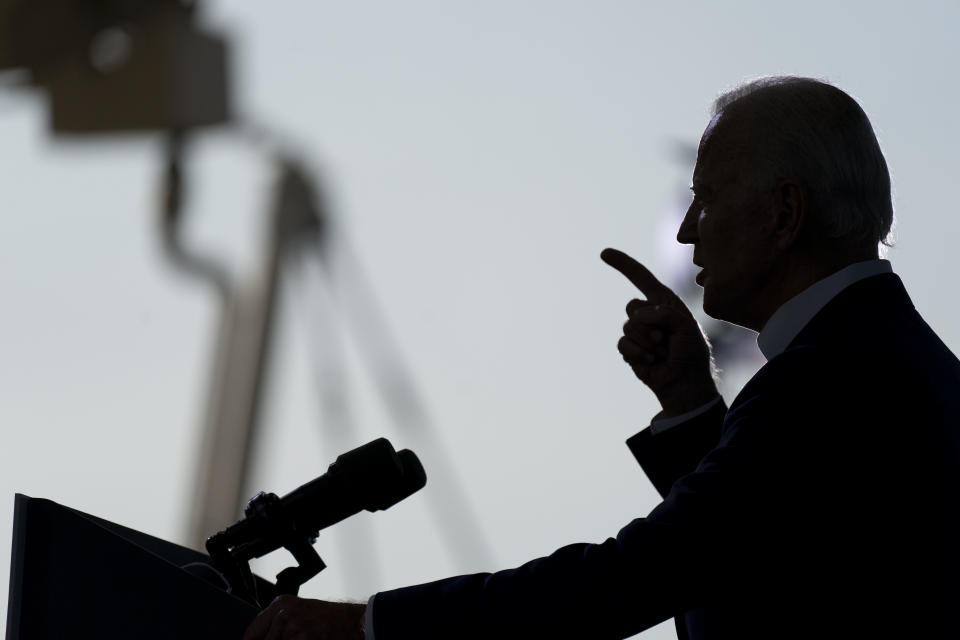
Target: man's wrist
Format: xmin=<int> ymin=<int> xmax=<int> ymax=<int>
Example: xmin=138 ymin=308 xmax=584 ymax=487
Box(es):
xmin=657 ymin=381 xmax=719 ymax=419
xmin=650 ymin=394 xmax=722 ymax=434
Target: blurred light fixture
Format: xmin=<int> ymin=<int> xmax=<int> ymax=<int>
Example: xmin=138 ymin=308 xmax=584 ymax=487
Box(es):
xmin=0 ymin=0 xmax=229 ymax=134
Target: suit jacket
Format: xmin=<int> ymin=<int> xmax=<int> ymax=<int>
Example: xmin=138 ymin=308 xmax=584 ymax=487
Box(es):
xmin=372 ymin=273 xmax=960 ymax=639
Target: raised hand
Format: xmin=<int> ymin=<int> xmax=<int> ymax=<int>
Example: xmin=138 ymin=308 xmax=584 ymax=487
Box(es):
xmin=600 ymin=248 xmax=718 ymax=418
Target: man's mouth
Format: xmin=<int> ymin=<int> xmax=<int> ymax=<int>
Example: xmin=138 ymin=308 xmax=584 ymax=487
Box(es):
xmin=695 ymin=269 xmax=706 ymax=285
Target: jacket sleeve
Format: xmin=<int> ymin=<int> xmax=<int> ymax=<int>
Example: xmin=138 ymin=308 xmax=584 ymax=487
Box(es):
xmin=626 ymin=399 xmax=727 ymax=498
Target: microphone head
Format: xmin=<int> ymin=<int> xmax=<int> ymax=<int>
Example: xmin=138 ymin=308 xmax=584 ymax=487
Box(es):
xmin=272 ymin=438 xmax=428 ymax=538
xmin=363 ymin=447 xmax=426 ymax=512
xmin=398 ymin=448 xmax=427 ymax=493
xmin=321 ymin=438 xmax=426 ymax=512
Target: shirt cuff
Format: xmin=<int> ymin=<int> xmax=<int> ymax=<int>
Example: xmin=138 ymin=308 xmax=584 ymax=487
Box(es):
xmin=365 ymin=594 xmax=376 ymax=640
xmin=648 ymin=394 xmax=722 ymax=435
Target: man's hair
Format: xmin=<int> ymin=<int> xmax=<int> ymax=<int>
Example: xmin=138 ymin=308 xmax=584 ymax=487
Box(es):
xmin=710 ymin=76 xmax=895 ymax=253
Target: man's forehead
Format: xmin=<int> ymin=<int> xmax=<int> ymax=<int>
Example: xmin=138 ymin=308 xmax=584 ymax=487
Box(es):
xmin=693 ymin=110 xmax=747 ymax=186
xmin=693 ymin=113 xmax=722 ymax=177
xmin=701 ymin=112 xmax=724 ymax=147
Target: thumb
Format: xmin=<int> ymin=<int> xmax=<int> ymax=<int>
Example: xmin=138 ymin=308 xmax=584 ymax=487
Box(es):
xmin=627 ymin=303 xmax=689 ymax=331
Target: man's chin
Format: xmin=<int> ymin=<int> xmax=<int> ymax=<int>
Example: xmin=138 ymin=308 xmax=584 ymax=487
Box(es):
xmin=701 ymin=289 xmax=730 ymax=323
xmin=702 ymin=292 xmax=757 ymax=331
xmin=701 ymin=287 xmax=717 ymax=317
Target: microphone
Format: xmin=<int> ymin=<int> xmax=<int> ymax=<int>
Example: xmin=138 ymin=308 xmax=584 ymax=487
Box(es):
xmin=205 ymin=438 xmax=426 ymax=604
xmin=281 ymin=438 xmax=427 ymax=534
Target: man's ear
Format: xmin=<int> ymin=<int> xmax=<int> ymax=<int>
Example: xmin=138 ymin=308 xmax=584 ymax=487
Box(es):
xmin=773 ymin=179 xmax=806 ymax=250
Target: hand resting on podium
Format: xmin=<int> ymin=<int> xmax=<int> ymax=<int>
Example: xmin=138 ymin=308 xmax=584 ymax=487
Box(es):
xmin=243 ymin=596 xmax=366 ymax=640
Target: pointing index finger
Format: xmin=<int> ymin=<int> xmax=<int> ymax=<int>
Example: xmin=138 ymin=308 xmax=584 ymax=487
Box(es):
xmin=601 ymin=248 xmax=673 ymax=303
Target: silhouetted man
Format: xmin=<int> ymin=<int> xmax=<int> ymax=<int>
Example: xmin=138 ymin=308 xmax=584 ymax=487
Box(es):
xmin=243 ymin=77 xmax=960 ymax=639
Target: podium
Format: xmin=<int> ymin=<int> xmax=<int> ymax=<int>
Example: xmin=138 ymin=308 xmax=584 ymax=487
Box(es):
xmin=5 ymin=494 xmax=276 ymax=639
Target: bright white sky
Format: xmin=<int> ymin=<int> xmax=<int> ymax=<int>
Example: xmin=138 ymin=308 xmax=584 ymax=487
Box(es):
xmin=2 ymin=2 xmax=959 ymax=637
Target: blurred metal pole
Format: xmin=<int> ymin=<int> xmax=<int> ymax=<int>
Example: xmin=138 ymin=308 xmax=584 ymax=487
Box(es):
xmin=161 ymin=139 xmax=321 ymax=549
xmin=316 ymin=236 xmax=495 ymax=571
xmin=164 ymin=122 xmax=493 ymax=568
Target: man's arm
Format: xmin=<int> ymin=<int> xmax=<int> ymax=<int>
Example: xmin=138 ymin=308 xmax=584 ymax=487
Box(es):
xmin=369 ymin=347 xmax=830 ymax=639
xmin=601 ymin=248 xmax=725 ymax=495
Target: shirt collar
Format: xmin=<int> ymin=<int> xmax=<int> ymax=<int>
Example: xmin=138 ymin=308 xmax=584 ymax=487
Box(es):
xmin=757 ymin=259 xmax=893 ymax=360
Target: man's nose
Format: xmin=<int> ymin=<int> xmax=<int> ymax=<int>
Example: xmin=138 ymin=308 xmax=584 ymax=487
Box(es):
xmin=676 ymin=202 xmax=699 ymax=245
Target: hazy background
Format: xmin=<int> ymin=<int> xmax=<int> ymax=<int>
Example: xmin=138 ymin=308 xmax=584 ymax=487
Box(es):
xmin=2 ymin=2 xmax=958 ymax=637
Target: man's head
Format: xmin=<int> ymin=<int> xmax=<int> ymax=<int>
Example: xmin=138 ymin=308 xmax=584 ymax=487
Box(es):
xmin=677 ymin=76 xmax=895 ymax=331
